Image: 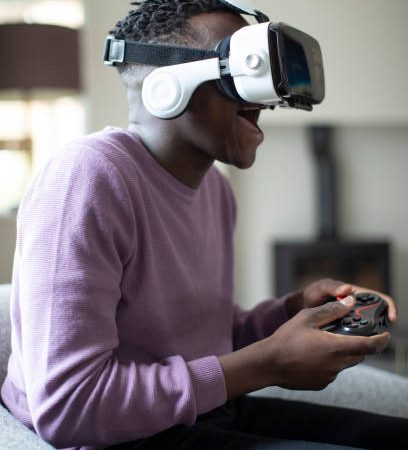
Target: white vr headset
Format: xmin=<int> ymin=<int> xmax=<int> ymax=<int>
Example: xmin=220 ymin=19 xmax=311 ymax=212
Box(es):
xmin=104 ymin=0 xmax=325 ymax=119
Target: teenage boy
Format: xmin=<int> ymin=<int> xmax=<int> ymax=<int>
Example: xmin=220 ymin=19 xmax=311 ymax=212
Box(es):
xmin=1 ymin=2 xmax=405 ymax=450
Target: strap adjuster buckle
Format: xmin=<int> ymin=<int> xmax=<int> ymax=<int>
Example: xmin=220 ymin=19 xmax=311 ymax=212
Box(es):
xmin=103 ymin=35 xmax=125 ymax=66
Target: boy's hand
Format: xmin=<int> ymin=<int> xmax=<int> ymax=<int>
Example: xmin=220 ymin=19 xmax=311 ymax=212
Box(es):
xmin=286 ymin=278 xmax=397 ymax=323
xmin=261 ymin=296 xmax=390 ymax=390
xmin=219 ymin=297 xmax=391 ymax=398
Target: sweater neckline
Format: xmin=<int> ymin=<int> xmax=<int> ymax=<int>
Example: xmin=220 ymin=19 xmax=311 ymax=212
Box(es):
xmin=113 ymin=127 xmax=209 ymax=201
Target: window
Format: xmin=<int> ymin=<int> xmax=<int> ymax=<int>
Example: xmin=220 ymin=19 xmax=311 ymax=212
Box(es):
xmin=0 ymin=0 xmax=84 ymax=214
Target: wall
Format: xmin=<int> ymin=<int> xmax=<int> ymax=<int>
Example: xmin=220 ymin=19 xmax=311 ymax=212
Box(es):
xmin=254 ymin=0 xmax=408 ymax=125
xmin=81 ymin=0 xmax=130 ymax=132
xmin=228 ymin=0 xmax=408 ymax=328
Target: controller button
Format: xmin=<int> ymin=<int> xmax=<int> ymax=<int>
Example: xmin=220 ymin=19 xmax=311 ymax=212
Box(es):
xmin=353 ymin=316 xmax=361 ymax=322
xmin=360 ymin=319 xmax=369 ymax=325
xmin=342 ymin=318 xmax=352 ymax=325
xmin=349 ymin=323 xmax=359 ymax=328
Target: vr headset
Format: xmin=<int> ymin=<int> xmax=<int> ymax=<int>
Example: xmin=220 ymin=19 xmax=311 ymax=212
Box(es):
xmin=104 ymin=0 xmax=325 ymax=119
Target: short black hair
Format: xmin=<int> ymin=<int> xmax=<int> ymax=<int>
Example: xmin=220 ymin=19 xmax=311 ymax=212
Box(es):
xmin=111 ymin=1 xmax=238 ymax=90
xmin=111 ymin=0 xmax=231 ymax=43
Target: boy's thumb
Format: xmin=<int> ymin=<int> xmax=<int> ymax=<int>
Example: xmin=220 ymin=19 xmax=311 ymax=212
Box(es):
xmin=312 ymin=295 xmax=355 ymax=327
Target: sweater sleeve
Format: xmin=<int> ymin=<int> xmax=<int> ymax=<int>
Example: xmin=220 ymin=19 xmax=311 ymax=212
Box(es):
xmin=15 ymin=146 xmax=226 ymax=449
xmin=233 ymin=297 xmax=289 ymax=350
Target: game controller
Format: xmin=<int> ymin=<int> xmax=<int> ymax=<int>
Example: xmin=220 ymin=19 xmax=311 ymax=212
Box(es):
xmin=322 ymin=292 xmax=389 ymax=336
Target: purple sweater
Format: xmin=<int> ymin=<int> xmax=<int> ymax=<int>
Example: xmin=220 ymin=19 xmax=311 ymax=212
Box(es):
xmin=1 ymin=128 xmax=288 ymax=450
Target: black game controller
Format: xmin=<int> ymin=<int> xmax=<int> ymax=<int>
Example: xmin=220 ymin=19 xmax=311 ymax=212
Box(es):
xmin=322 ymin=292 xmax=389 ymax=336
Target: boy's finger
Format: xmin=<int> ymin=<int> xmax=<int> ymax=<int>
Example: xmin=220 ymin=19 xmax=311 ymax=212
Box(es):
xmin=335 ymin=332 xmax=391 ymax=356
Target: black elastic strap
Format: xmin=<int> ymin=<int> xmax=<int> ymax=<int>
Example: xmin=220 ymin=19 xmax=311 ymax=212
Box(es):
xmin=254 ymin=10 xmax=270 ymax=23
xmin=125 ymin=41 xmax=218 ymax=65
xmin=123 ymin=40 xmax=218 ymax=66
xmin=217 ymin=0 xmax=270 ymax=22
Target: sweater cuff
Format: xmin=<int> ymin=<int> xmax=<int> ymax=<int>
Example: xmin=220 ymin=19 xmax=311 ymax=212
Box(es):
xmin=187 ymin=356 xmax=227 ymax=415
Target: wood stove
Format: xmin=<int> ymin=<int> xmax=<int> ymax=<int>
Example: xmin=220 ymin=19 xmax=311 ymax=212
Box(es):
xmin=273 ymin=126 xmax=392 ymax=297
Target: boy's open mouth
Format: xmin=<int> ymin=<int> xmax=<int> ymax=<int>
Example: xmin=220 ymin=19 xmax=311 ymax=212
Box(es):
xmin=237 ymin=107 xmax=263 ymax=131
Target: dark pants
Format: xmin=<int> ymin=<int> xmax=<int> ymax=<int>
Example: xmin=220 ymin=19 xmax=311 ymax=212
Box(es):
xmin=107 ymin=395 xmax=407 ymax=450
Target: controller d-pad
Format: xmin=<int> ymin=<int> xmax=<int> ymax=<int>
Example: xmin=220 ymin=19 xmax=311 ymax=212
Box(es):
xmin=358 ymin=293 xmax=377 ymax=304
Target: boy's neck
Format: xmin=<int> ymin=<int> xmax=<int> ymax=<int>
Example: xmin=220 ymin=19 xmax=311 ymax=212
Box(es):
xmin=129 ymin=122 xmax=214 ymax=189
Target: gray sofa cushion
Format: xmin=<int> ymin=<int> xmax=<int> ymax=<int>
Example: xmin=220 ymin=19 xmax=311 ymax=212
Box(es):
xmin=0 ymin=284 xmax=54 ymax=450
xmin=0 ymin=403 xmax=54 ymax=450
xmin=254 ymin=363 xmax=408 ymax=419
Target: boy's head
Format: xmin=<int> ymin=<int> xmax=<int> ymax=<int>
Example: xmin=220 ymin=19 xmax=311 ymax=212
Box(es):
xmin=111 ymin=1 xmax=232 ymax=92
xmin=111 ymin=1 xmax=265 ymax=169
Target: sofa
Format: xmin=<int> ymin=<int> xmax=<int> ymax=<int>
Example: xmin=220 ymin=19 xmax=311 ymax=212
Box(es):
xmin=0 ymin=284 xmax=54 ymax=449
xmin=1 ymin=284 xmax=407 ymax=449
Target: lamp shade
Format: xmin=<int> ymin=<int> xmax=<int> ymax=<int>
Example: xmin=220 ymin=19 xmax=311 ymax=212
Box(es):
xmin=0 ymin=23 xmax=80 ymax=91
